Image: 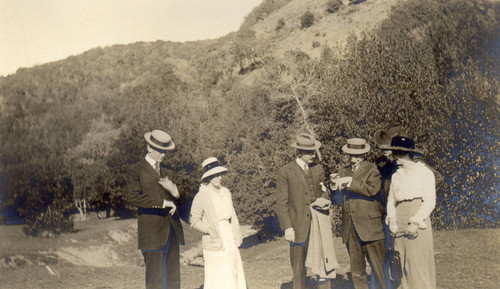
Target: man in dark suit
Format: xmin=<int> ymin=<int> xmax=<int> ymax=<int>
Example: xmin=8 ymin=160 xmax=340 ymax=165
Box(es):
xmin=126 ymin=129 xmax=184 ymax=289
xmin=275 ymin=133 xmax=331 ymax=289
xmin=331 ymin=138 xmax=386 ymax=289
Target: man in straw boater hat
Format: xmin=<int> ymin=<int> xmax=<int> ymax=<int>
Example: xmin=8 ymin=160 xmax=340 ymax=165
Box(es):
xmin=275 ymin=133 xmax=334 ymax=289
xmin=125 ymin=129 xmax=184 ymax=289
xmin=330 ymin=138 xmax=386 ymax=289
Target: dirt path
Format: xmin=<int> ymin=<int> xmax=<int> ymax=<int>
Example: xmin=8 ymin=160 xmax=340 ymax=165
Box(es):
xmin=0 ymin=218 xmax=498 ymax=288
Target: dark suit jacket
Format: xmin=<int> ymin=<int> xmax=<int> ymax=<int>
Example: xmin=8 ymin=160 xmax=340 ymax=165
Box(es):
xmin=126 ymin=159 xmax=184 ymax=250
xmin=275 ymin=161 xmax=329 ymax=244
xmin=332 ymin=161 xmax=384 ymax=243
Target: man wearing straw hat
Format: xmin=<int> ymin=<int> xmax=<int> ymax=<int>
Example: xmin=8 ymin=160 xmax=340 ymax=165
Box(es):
xmin=330 ymin=138 xmax=386 ymax=289
xmin=125 ymin=129 xmax=184 ymax=289
xmin=275 ymin=133 xmax=332 ymax=289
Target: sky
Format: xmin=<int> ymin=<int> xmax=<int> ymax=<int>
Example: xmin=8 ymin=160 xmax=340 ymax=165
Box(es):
xmin=0 ymin=0 xmax=262 ymax=77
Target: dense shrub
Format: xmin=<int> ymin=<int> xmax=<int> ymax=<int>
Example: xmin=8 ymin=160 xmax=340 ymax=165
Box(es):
xmin=327 ymin=0 xmax=343 ymax=13
xmin=311 ymin=0 xmax=499 ymax=230
xmin=0 ymin=0 xmax=497 ymax=237
xmin=16 ymin=166 xmax=75 ymax=236
xmin=300 ymin=11 xmax=315 ymax=29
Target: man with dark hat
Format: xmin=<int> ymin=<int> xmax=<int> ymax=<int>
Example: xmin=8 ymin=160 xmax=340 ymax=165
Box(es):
xmin=125 ymin=129 xmax=184 ymax=289
xmin=373 ymin=124 xmax=444 ymax=199
xmin=330 ymin=138 xmax=386 ymax=289
xmin=275 ymin=133 xmax=332 ymax=289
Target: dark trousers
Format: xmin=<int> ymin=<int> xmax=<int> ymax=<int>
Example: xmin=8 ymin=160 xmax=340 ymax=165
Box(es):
xmin=142 ymin=230 xmax=180 ymax=289
xmin=346 ymin=224 xmax=386 ymax=289
xmin=290 ymin=240 xmax=331 ymax=289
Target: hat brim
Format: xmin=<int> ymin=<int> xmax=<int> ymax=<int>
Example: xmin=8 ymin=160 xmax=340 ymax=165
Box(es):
xmin=383 ymin=146 xmax=424 ymax=155
xmin=144 ymin=132 xmax=175 ymax=151
xmin=373 ymin=130 xmax=391 ymax=147
xmin=342 ymin=144 xmax=370 ymax=155
xmin=201 ymin=167 xmax=228 ymax=181
xmin=290 ymin=140 xmax=322 ymax=151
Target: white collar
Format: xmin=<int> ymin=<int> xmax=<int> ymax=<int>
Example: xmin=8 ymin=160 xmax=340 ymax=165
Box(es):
xmin=145 ymin=155 xmax=157 ymax=168
xmin=296 ymin=158 xmax=308 ymax=169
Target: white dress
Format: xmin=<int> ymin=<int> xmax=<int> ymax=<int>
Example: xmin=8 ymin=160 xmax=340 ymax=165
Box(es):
xmin=203 ymin=187 xmax=246 ymax=289
xmin=387 ymin=161 xmax=436 ymax=289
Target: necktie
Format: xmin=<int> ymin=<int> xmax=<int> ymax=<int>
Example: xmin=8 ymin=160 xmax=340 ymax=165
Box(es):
xmin=154 ymin=162 xmax=161 ymax=175
xmin=303 ymin=164 xmax=309 ymax=172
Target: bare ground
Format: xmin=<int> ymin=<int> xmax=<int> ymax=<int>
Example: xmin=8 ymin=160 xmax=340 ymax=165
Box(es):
xmin=0 ymin=216 xmax=498 ymax=289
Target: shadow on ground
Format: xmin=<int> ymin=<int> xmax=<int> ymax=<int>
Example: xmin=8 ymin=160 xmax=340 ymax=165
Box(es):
xmin=280 ymin=274 xmax=354 ymax=289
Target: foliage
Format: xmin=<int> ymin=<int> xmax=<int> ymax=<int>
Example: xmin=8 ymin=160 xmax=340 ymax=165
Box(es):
xmin=240 ymin=0 xmax=294 ymax=30
xmin=311 ymin=0 xmax=499 ymax=230
xmin=0 ymin=0 xmax=498 ymax=237
xmin=327 ymin=0 xmax=343 ymax=14
xmin=300 ymin=11 xmax=315 ymax=29
xmin=276 ymin=18 xmax=286 ymax=32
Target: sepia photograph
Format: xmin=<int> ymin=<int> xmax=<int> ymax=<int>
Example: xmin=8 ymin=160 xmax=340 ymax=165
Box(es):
xmin=0 ymin=0 xmax=498 ymax=288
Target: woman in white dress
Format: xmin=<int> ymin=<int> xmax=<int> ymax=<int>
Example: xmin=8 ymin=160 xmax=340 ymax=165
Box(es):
xmin=385 ymin=136 xmax=436 ymax=289
xmin=190 ymin=157 xmax=247 ymax=289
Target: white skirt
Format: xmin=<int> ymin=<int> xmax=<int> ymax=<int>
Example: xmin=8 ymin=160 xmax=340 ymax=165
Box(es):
xmin=203 ymin=220 xmax=246 ymax=289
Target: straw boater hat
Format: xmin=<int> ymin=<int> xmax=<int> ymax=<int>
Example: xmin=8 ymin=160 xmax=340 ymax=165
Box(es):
xmin=342 ymin=138 xmax=371 ymax=155
xmin=290 ymin=133 xmax=322 ymax=151
xmin=144 ymin=130 xmax=175 ymax=151
xmin=201 ymin=157 xmax=228 ymax=181
xmin=373 ymin=124 xmax=407 ymax=148
xmin=384 ymin=136 xmax=424 ymax=155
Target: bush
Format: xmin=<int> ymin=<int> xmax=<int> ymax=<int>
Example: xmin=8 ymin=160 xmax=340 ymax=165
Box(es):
xmin=276 ymin=18 xmax=286 ymax=32
xmin=300 ymin=11 xmax=315 ymax=29
xmin=327 ymin=0 xmax=343 ymax=13
xmin=23 ymin=206 xmax=74 ymax=237
xmin=349 ymin=0 xmax=366 ymax=5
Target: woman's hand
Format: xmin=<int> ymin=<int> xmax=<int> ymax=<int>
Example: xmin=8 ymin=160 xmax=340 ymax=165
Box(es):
xmin=206 ymin=228 xmax=218 ymax=239
xmin=406 ymin=223 xmax=418 ymax=239
xmin=386 ymin=217 xmax=398 ymax=234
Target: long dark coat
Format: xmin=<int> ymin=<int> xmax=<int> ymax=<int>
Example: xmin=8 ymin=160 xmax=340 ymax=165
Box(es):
xmin=125 ymin=159 xmax=184 ymax=250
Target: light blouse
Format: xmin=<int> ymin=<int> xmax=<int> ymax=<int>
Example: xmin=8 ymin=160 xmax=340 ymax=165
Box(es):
xmin=387 ymin=161 xmax=436 ymax=229
xmin=210 ymin=185 xmax=233 ymax=221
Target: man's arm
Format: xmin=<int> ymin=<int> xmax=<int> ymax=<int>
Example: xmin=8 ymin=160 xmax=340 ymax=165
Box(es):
xmin=125 ymin=167 xmax=164 ymax=209
xmin=275 ymin=169 xmax=292 ymax=231
xmin=348 ymin=164 xmax=382 ymax=197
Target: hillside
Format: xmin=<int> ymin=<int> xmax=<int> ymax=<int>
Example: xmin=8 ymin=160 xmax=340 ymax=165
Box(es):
xmin=248 ymin=0 xmax=403 ymax=59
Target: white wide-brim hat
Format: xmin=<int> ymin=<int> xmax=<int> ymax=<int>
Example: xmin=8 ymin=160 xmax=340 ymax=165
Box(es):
xmin=144 ymin=130 xmax=175 ymax=151
xmin=201 ymin=157 xmax=228 ymax=181
xmin=342 ymin=138 xmax=370 ymax=155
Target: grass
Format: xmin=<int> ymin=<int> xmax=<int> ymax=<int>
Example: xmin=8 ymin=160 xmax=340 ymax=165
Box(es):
xmin=0 ymin=216 xmax=498 ymax=289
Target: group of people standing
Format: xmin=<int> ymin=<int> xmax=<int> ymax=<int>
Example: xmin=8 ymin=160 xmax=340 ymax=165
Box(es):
xmin=125 ymin=124 xmax=443 ymax=289
xmin=125 ymin=129 xmax=247 ymax=289
xmin=276 ymin=124 xmax=443 ymax=289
